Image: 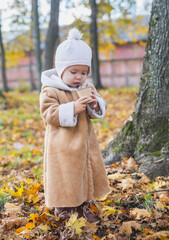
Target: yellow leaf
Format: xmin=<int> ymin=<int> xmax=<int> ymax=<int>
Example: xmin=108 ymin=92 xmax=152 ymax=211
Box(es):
xmin=96 ymin=190 xmax=111 ymax=201
xmin=66 ymin=213 xmax=86 ymax=235
xmin=102 ymin=206 xmax=116 ymax=215
xmin=44 ymin=212 xmax=60 ymax=220
xmin=72 ymin=217 xmax=86 ymax=235
xmin=93 ymin=234 xmax=101 ymax=240
xmin=16 ymin=182 xmax=24 ymax=197
xmin=29 ymin=213 xmax=39 ymax=221
xmin=6 ymin=182 xmax=24 ymax=198
xmin=25 ymin=222 xmax=35 ymax=230
xmin=66 ymin=213 xmax=78 ymax=227
xmin=16 ymin=227 xmax=25 ymax=234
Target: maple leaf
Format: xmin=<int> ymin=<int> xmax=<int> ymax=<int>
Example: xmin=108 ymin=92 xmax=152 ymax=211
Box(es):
xmin=139 ymin=173 xmax=151 ymax=184
xmin=121 ymin=157 xmax=138 ymax=171
xmin=6 ymin=182 xmax=24 ymax=198
xmin=130 ymin=208 xmax=152 ymax=220
xmin=119 ymin=221 xmax=141 ymax=236
xmin=66 ymin=213 xmax=86 ymax=235
xmin=118 ymin=178 xmax=137 ymax=191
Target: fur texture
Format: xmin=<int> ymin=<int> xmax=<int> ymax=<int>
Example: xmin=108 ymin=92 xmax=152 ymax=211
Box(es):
xmin=59 ymin=102 xmax=77 ymax=127
xmin=40 ymin=70 xmax=110 ymax=208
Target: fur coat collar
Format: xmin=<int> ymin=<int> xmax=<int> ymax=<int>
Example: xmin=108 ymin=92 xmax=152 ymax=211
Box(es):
xmin=41 ymin=68 xmax=87 ymax=91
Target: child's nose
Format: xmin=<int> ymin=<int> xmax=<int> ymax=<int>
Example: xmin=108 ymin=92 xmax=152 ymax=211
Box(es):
xmin=76 ymin=73 xmax=82 ymax=79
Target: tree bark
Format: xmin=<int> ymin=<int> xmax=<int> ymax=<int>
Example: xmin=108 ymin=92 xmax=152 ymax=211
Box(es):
xmin=90 ymin=0 xmax=103 ymax=89
xmin=103 ymin=0 xmax=169 ymax=179
xmin=33 ymin=0 xmax=42 ymax=91
xmin=0 ymin=10 xmax=8 ymax=92
xmin=43 ymin=0 xmax=60 ymax=71
xmin=29 ymin=0 xmax=36 ymax=91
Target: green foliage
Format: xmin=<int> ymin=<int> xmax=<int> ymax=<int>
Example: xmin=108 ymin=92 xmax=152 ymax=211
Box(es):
xmin=143 ymin=192 xmax=155 ymax=211
xmin=0 ymin=193 xmax=10 ymax=210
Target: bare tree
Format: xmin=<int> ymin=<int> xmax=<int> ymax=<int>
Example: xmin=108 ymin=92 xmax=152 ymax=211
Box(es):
xmin=90 ymin=0 xmax=102 ymax=89
xmin=103 ymin=0 xmax=169 ymax=179
xmin=0 ymin=10 xmax=8 ymax=92
xmin=43 ymin=0 xmax=60 ymax=70
xmin=33 ymin=0 xmax=42 ymax=91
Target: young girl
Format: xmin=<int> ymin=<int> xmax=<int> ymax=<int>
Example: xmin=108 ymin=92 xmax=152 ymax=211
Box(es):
xmin=40 ymin=28 xmax=110 ymax=223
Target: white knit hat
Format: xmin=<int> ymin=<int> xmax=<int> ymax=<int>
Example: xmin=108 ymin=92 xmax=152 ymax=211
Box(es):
xmin=55 ymin=28 xmax=92 ymax=78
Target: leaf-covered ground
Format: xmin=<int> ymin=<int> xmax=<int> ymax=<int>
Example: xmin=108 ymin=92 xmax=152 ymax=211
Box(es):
xmin=0 ymin=88 xmax=169 ymax=240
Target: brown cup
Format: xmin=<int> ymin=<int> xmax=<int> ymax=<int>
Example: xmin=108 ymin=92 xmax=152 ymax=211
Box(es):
xmin=76 ymin=87 xmax=93 ymax=103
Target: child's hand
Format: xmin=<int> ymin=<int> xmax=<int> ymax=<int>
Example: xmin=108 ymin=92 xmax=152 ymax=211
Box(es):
xmin=74 ymin=96 xmax=92 ymax=115
xmin=89 ymin=90 xmax=100 ymax=111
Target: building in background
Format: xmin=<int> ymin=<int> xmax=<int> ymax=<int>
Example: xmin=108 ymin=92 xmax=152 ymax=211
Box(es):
xmin=0 ymin=16 xmax=149 ymax=89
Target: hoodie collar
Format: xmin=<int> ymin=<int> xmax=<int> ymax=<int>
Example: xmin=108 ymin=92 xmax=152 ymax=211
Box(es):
xmin=41 ymin=68 xmax=87 ymax=91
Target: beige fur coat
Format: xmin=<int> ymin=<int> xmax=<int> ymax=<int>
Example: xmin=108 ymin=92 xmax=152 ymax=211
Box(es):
xmin=40 ymin=69 xmax=110 ymax=208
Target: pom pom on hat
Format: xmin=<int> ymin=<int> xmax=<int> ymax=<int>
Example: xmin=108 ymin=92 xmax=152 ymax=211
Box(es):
xmin=55 ymin=28 xmax=92 ymax=78
xmin=67 ymin=28 xmax=83 ymax=40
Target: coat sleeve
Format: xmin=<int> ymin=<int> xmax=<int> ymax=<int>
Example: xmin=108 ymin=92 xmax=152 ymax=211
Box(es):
xmin=40 ymin=87 xmax=77 ymax=127
xmin=86 ymin=84 xmax=106 ymax=119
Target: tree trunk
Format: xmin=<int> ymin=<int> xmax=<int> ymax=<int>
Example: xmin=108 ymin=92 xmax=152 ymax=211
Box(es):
xmin=33 ymin=0 xmax=42 ymax=91
xmin=29 ymin=0 xmax=36 ymax=91
xmin=29 ymin=50 xmax=36 ymax=91
xmin=90 ymin=0 xmax=102 ymax=89
xmin=43 ymin=0 xmax=60 ymax=70
xmin=0 ymin=10 xmax=8 ymax=92
xmin=103 ymin=0 xmax=169 ymax=179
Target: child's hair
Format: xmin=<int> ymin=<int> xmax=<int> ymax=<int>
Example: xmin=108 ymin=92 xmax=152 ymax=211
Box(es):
xmin=55 ymin=28 xmax=92 ymax=77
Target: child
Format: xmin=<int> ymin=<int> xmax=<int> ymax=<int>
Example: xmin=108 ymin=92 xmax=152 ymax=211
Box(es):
xmin=40 ymin=28 xmax=110 ymax=223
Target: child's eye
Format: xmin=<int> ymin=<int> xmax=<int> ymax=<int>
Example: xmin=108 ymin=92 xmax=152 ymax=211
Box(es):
xmin=71 ymin=71 xmax=76 ymax=74
xmin=82 ymin=72 xmax=87 ymax=75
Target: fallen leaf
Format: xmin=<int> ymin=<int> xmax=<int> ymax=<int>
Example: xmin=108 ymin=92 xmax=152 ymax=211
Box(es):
xmin=155 ymin=192 xmax=169 ymax=201
xmin=140 ymin=174 xmax=150 ymax=184
xmin=38 ymin=223 xmax=51 ymax=232
xmin=102 ymin=206 xmax=116 ymax=216
xmin=93 ymin=234 xmax=101 ymax=240
xmin=121 ymin=157 xmax=138 ymax=171
xmin=118 ymin=178 xmax=136 ymax=190
xmin=4 ymin=202 xmax=22 ymax=217
xmin=25 ymin=221 xmax=35 ymax=230
xmin=2 ymin=217 xmax=26 ymax=230
xmin=66 ymin=213 xmax=86 ymax=235
xmin=155 ymin=201 xmax=165 ymax=210
xmin=97 ymin=190 xmax=111 ymax=201
xmin=119 ymin=221 xmax=141 ymax=236
xmin=140 ymin=231 xmax=169 ymax=240
xmin=130 ymin=208 xmax=152 ymax=220
xmin=108 ymin=173 xmax=126 ymax=181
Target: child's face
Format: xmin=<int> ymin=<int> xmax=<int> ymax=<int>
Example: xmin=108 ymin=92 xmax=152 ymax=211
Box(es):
xmin=61 ymin=65 xmax=89 ymax=87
